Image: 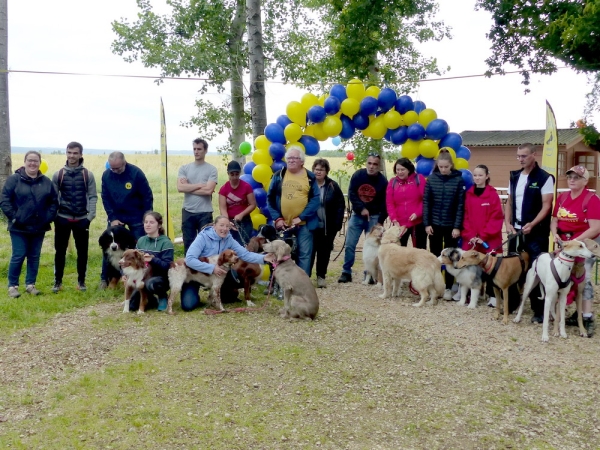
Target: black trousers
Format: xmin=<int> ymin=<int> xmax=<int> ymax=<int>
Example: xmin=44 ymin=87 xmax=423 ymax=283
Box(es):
xmin=54 ymin=216 xmax=90 ymax=284
xmin=310 ymin=228 xmax=336 ymax=279
xmin=428 ymin=225 xmax=458 ymax=290
xmin=128 ymin=277 xmax=169 ymax=311
xmin=400 ymin=222 xmax=427 ymax=249
xmin=182 ymin=210 xmax=213 ymax=254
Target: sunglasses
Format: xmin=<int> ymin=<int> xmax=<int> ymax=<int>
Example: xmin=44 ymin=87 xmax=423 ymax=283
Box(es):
xmin=368 ymin=152 xmax=380 ymax=158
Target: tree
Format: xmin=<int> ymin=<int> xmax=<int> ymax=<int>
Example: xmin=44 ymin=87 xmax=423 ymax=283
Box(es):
xmin=247 ymin=0 xmax=267 ymax=140
xmin=0 ymin=0 xmax=11 ymax=191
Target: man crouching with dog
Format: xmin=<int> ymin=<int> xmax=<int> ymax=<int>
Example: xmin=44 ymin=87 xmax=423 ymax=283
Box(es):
xmin=550 ymin=166 xmax=600 ymax=336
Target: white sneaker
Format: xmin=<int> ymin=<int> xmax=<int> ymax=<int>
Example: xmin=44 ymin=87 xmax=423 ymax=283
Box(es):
xmin=317 ymin=277 xmax=327 ymax=288
xmin=487 ymin=297 xmax=497 ymax=308
xmin=452 ymin=290 xmax=461 ymax=301
xmin=443 ymin=289 xmax=453 ymax=301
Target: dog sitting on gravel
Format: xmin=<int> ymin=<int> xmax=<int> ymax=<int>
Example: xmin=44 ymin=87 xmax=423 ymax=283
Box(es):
xmin=438 ymin=247 xmax=484 ymax=308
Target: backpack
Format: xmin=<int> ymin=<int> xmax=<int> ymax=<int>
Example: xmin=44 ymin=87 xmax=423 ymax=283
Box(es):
xmin=58 ymin=167 xmax=89 ymax=189
xmin=557 ymin=190 xmax=597 ymax=215
xmin=391 ymin=173 xmax=421 ymax=190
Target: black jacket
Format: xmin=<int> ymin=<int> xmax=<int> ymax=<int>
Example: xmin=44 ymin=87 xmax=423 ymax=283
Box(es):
xmin=318 ymin=177 xmax=346 ymax=236
xmin=423 ymin=169 xmax=465 ymax=229
xmin=0 ymin=167 xmax=59 ymax=233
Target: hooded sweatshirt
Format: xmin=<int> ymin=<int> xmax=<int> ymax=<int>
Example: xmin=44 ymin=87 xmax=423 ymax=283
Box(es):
xmin=136 ymin=234 xmax=175 ymax=279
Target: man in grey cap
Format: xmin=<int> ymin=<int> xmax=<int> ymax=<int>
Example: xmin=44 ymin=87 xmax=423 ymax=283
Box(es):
xmin=219 ymin=160 xmax=257 ymax=245
xmin=177 ymin=138 xmax=218 ymax=253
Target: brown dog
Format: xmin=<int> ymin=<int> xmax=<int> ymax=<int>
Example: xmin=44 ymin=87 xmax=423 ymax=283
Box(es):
xmin=224 ymin=236 xmax=266 ymax=305
xmin=119 ymin=249 xmax=154 ymax=314
xmin=456 ymin=250 xmax=529 ymax=325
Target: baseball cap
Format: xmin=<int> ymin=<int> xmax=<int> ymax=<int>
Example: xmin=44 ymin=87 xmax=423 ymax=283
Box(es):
xmin=566 ymin=165 xmax=590 ymax=181
xmin=227 ymin=161 xmax=242 ymax=173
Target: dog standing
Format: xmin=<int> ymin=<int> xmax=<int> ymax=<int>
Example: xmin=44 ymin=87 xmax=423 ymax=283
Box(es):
xmin=119 ymin=249 xmax=153 ymax=314
xmin=439 ymin=248 xmax=484 ymax=308
xmin=98 ymin=226 xmax=137 ymax=288
xmin=363 ymin=224 xmax=385 ymax=285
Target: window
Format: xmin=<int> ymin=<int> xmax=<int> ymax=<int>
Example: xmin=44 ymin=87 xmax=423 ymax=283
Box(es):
xmin=575 ymin=153 xmax=597 ymax=177
xmin=558 ymin=151 xmax=566 ymax=175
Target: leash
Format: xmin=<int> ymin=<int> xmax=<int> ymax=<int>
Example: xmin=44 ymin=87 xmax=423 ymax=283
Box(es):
xmin=488 ymin=229 xmax=523 ymax=254
xmin=232 ymin=219 xmax=251 ymax=247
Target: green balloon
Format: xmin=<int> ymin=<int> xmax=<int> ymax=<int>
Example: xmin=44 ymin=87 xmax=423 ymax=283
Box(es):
xmin=239 ymin=141 xmax=252 ymax=155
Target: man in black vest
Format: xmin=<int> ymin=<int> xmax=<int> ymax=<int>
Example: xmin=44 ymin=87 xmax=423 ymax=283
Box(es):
xmin=504 ymin=143 xmax=554 ymax=323
xmin=51 ymin=142 xmax=98 ymax=293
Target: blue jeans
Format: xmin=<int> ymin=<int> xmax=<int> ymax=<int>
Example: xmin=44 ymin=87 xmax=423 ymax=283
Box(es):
xmin=180 ymin=281 xmax=203 ymax=312
xmin=296 ymin=225 xmax=314 ymax=276
xmin=100 ymin=222 xmax=145 ymax=282
xmin=8 ymin=231 xmax=45 ymax=287
xmin=342 ymin=213 xmax=380 ymax=275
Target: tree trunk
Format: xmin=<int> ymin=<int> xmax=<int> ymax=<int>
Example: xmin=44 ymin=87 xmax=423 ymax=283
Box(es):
xmin=0 ymin=0 xmax=11 ymax=190
xmin=227 ymin=0 xmax=246 ymax=162
xmin=247 ymin=0 xmax=267 ymax=142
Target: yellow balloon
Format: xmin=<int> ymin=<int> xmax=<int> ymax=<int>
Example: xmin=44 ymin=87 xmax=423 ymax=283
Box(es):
xmin=367 ymin=115 xmax=387 ymax=140
xmin=322 ymin=116 xmax=343 ymax=137
xmin=419 ymin=139 xmax=439 ymax=158
xmin=438 ymin=146 xmax=457 ymax=163
xmin=254 ymin=135 xmax=270 ymax=151
xmin=286 ymin=142 xmax=305 ymax=153
xmin=250 ymin=208 xmax=261 ymax=217
xmin=403 ymin=111 xmax=419 ymax=126
xmin=418 ymin=108 xmax=437 ymax=127
xmin=312 ymin=123 xmax=329 ymax=141
xmin=39 ymin=159 xmax=49 ymax=175
xmin=318 ymin=94 xmax=328 ymax=107
xmin=383 ymin=110 xmax=402 ymax=129
xmin=365 ymin=86 xmax=381 ymax=98
xmin=347 ymin=78 xmax=365 ymax=100
xmin=284 ymin=123 xmax=303 ymax=143
xmin=252 ymin=164 xmax=273 ymax=187
xmin=402 ymin=139 xmax=421 ymax=159
xmin=455 ymin=158 xmax=469 ymax=170
xmin=286 ymin=101 xmax=307 ymax=127
xmin=340 ymin=98 xmax=360 ymax=117
xmin=301 ymin=93 xmax=319 ymax=111
xmin=251 ymin=213 xmax=267 ymax=230
xmin=303 ymin=124 xmax=316 ymax=138
xmin=252 ymin=149 xmax=273 ymax=166
xmin=261 ymin=264 xmax=271 ymax=281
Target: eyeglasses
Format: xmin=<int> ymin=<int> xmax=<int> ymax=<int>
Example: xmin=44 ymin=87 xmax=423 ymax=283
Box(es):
xmin=287 ymin=157 xmax=301 ymax=161
xmin=25 ymin=159 xmax=40 ymax=164
xmin=566 ymin=175 xmax=583 ymax=181
xmin=110 ymin=165 xmax=125 ymax=173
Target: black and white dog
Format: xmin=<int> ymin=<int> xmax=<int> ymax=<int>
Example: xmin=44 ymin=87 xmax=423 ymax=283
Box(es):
xmin=98 ymin=226 xmax=137 ymax=288
xmin=439 ymin=247 xmax=485 ymax=308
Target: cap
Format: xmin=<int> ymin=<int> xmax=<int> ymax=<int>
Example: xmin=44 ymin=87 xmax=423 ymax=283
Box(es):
xmin=566 ymin=165 xmax=589 ymax=181
xmin=227 ymin=161 xmax=242 ymax=173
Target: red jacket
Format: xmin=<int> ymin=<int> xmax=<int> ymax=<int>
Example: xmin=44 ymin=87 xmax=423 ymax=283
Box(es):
xmin=461 ymin=184 xmax=503 ymax=252
xmin=386 ymin=173 xmax=426 ymax=227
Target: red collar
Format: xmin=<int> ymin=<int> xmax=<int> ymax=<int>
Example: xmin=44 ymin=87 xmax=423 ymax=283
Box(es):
xmin=481 ymin=254 xmax=495 ymax=274
xmin=272 ymin=255 xmax=291 ymax=269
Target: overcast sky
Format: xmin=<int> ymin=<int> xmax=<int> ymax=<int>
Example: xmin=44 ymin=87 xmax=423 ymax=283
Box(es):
xmin=7 ymin=0 xmax=598 ymax=152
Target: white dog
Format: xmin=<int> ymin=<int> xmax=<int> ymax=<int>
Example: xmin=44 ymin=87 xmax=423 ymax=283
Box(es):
xmin=362 ymin=224 xmax=385 ymax=285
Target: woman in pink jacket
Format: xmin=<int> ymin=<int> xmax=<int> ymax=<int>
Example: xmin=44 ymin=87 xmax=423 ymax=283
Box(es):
xmin=461 ymin=165 xmax=504 ymax=253
xmin=386 ymin=158 xmax=427 ymax=248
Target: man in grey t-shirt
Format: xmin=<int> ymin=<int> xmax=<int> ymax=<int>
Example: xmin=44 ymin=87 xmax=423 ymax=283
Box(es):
xmin=177 ymin=138 xmax=218 ymax=252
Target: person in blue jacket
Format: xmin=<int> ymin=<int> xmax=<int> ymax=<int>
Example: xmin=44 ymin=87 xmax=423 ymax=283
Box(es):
xmin=266 ymin=146 xmax=320 ymax=275
xmin=181 ymin=215 xmax=275 ymax=311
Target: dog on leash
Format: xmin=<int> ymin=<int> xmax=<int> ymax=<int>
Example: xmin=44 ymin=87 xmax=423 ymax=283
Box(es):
xmin=513 ymin=239 xmax=594 ymax=342
xmin=378 ymin=226 xmax=445 ymax=306
xmin=119 ymin=249 xmax=153 ymax=314
xmin=363 ymin=224 xmax=385 ymax=285
xmin=438 ymin=247 xmax=485 ymax=308
xmin=220 ymin=235 xmax=266 ymax=305
xmin=98 ymin=225 xmax=137 ymax=288
xmin=456 ymin=250 xmax=529 ymax=325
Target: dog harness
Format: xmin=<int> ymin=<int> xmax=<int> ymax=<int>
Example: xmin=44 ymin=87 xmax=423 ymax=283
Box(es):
xmin=481 ymin=252 xmax=525 ymax=281
xmin=536 ymin=252 xmax=573 ymax=290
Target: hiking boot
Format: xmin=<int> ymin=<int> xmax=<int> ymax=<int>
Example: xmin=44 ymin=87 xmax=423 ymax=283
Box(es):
xmin=52 ymin=282 xmax=62 ymax=293
xmin=98 ymin=280 xmax=108 ymax=290
xmin=443 ymin=289 xmax=453 ymax=301
xmin=77 ymin=283 xmax=87 ymax=292
xmin=338 ymin=273 xmax=352 ymax=283
xmin=565 ymin=311 xmax=579 ymax=327
xmin=8 ymin=286 xmax=20 ymax=298
xmin=317 ymin=277 xmax=327 ymax=288
xmin=25 ymin=285 xmax=41 ymax=296
xmin=157 ymin=298 xmax=168 ymax=312
xmin=584 ymin=317 xmax=595 ymax=338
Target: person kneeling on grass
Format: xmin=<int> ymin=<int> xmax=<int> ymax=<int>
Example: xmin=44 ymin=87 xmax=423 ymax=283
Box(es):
xmin=180 ymin=215 xmax=275 ymax=311
xmin=127 ymin=211 xmax=174 ymax=312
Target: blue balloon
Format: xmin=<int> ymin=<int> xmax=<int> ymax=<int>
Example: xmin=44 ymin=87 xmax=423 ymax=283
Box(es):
xmin=243 ymin=162 xmax=256 ymax=175
xmin=416 ymin=157 xmax=435 ymax=176
xmin=425 ymin=119 xmax=449 ymax=140
xmin=253 ymin=188 xmax=268 ymax=208
xmin=340 ymin=115 xmax=356 ymax=139
xmin=415 ymin=155 xmax=424 ymax=162
xmin=390 ymin=126 xmax=408 ymax=145
xmin=264 ymin=123 xmax=286 ymax=144
xmin=406 ymin=123 xmax=426 ymax=141
xmin=456 ymin=145 xmax=471 ymax=161
xmin=413 ymin=100 xmax=426 ymax=114
xmin=461 ymin=169 xmax=474 ymax=190
xmin=332 ymin=136 xmax=342 ymax=146
xmin=299 ymin=135 xmax=320 ymax=156
xmin=307 ymin=105 xmax=326 ymax=124
xmin=276 ymin=115 xmax=292 ymax=129
xmin=439 ymin=132 xmax=463 ymax=151
xmin=378 ymin=88 xmax=397 ymax=112
xmin=330 ymin=84 xmax=347 ymax=101
xmin=269 ymin=142 xmax=286 ymax=161
xmin=105 ymin=161 xmax=110 ymax=170
xmin=352 ymin=112 xmax=370 ymax=131
xmin=271 ymin=160 xmax=286 ymax=173
xmin=360 ymin=96 xmax=378 ymax=116
xmin=260 ymin=206 xmax=272 ymax=220
xmin=324 ymin=96 xmax=341 ymax=115
xmin=240 ymin=174 xmax=262 ymax=189
xmin=395 ymin=95 xmax=414 ymax=114
xmin=384 ymin=129 xmax=393 ymax=142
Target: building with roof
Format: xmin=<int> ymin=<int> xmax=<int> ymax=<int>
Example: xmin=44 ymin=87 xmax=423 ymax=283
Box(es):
xmin=459 ymin=129 xmax=598 ymax=191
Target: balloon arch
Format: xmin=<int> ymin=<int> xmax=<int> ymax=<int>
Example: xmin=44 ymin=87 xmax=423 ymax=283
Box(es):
xmin=239 ymin=79 xmax=473 ymax=230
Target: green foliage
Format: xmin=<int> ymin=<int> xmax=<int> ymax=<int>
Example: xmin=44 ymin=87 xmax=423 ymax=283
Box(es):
xmin=573 ymin=119 xmax=600 ymax=149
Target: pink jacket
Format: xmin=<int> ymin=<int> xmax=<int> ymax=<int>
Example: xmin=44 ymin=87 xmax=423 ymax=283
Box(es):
xmin=386 ymin=173 xmax=426 ymax=227
xmin=461 ymin=184 xmax=504 ymax=252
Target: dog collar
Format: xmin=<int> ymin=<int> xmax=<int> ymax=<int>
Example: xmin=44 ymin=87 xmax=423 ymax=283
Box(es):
xmin=272 ymin=255 xmax=291 ymax=269
xmin=482 ymin=254 xmax=495 ymax=274
xmin=558 ymin=253 xmax=575 ymax=265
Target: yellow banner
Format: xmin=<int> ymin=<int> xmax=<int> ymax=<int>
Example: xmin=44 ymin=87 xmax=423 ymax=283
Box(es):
xmin=160 ymin=98 xmax=175 ymax=240
xmin=541 ymin=100 xmax=558 ymax=251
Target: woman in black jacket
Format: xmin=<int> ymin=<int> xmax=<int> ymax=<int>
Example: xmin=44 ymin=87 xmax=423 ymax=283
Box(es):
xmin=423 ymin=149 xmax=466 ymax=299
xmin=310 ymin=158 xmax=346 ymax=288
xmin=0 ymin=151 xmax=59 ymax=297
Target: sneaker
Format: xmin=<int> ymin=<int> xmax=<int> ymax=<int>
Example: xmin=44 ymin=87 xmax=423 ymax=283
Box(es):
xmin=452 ymin=290 xmax=461 ymax=301
xmin=338 ymin=273 xmax=352 ymax=283
xmin=487 ymin=297 xmax=497 ymax=308
xmin=584 ymin=316 xmax=595 ymax=338
xmin=317 ymin=277 xmax=327 ymax=288
xmin=77 ymin=283 xmax=87 ymax=292
xmin=443 ymin=289 xmax=453 ymax=301
xmin=52 ymin=282 xmax=62 ymax=293
xmin=98 ymin=280 xmax=108 ymax=290
xmin=157 ymin=298 xmax=168 ymax=312
xmin=25 ymin=285 xmax=41 ymax=295
xmin=8 ymin=286 xmax=20 ymax=298
xmin=531 ymin=315 xmax=543 ymax=324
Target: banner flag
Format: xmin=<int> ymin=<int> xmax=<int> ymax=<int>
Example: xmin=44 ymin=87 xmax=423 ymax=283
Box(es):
xmin=541 ymin=100 xmax=558 ymax=251
xmin=160 ymin=98 xmax=175 ymax=240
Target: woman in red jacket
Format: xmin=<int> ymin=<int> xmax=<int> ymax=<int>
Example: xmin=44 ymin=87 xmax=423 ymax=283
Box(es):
xmin=386 ymin=158 xmax=427 ymax=248
xmin=461 ymin=165 xmax=503 ymax=253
